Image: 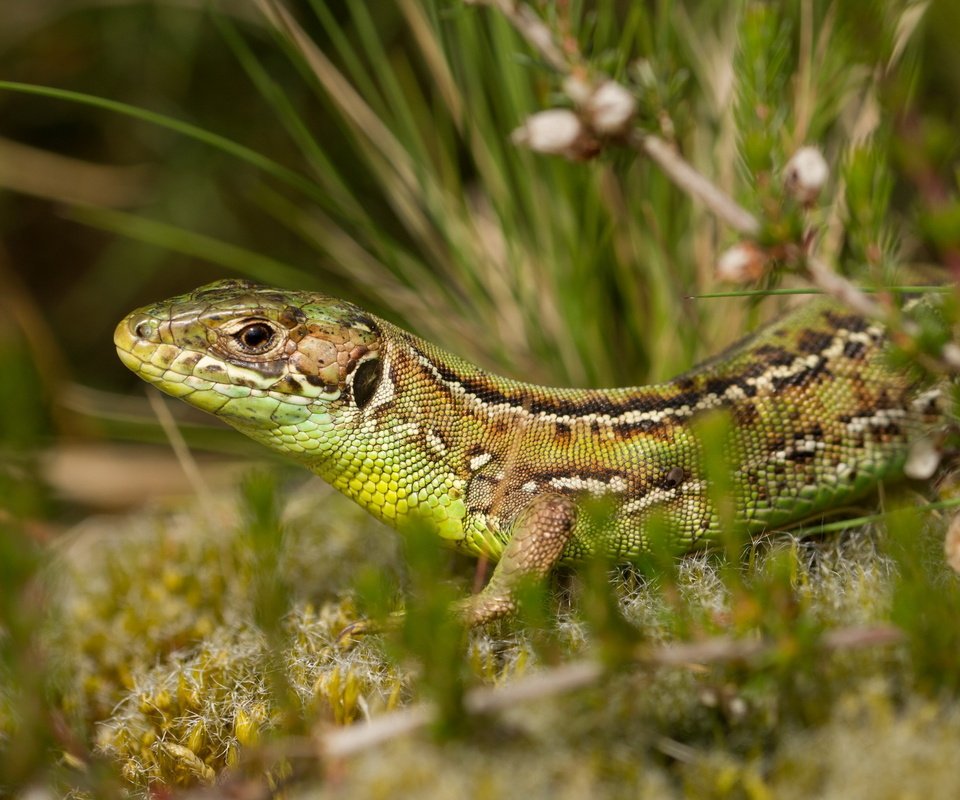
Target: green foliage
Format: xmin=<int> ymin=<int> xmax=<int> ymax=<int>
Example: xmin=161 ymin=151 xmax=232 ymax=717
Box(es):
xmin=0 ymin=336 xmax=53 ymax=519
xmin=0 ymin=520 xmax=54 ymax=793
xmin=34 ymin=488 xmax=944 ymax=797
xmin=241 ymin=471 xmax=291 ymax=638
xmin=735 ymin=4 xmax=795 ymax=181
xmin=842 ymin=143 xmax=897 ymax=273
xmin=395 ymin=524 xmax=470 ymax=736
xmin=888 ymin=507 xmax=960 ymax=694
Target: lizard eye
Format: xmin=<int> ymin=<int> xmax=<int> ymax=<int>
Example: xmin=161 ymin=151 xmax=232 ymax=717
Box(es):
xmin=235 ymin=322 xmax=278 ymax=354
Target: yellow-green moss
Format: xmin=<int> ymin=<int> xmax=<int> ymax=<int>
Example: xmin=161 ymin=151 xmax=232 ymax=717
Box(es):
xmin=40 ymin=479 xmax=960 ymax=798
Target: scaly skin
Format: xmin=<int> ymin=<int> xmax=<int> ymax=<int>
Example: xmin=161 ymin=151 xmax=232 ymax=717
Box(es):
xmin=115 ymin=279 xmax=946 ymax=624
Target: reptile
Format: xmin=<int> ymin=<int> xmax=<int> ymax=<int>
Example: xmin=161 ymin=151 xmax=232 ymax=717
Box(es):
xmin=115 ymin=279 xmax=948 ymax=625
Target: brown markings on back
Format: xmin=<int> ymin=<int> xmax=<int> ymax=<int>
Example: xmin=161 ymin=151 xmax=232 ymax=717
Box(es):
xmin=797 ymin=329 xmax=834 ymax=355
xmin=554 ymin=421 xmax=573 ymax=442
xmin=754 ymin=344 xmax=796 ymax=367
xmin=824 ymin=310 xmax=869 ymax=332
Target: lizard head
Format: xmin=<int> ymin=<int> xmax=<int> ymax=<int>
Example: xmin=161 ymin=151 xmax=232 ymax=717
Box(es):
xmin=114 ymin=279 xmax=385 ymax=447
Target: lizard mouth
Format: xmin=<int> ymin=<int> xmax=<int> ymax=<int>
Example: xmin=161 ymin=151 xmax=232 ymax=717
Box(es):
xmin=113 ymin=315 xmax=149 ymax=374
xmin=113 ymin=310 xmax=225 ymax=407
xmin=114 ymin=313 xmax=161 ymax=382
xmin=113 ymin=311 xmax=190 ymax=392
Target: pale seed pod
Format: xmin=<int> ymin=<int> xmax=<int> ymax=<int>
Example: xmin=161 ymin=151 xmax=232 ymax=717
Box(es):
xmin=586 ymin=80 xmax=637 ymax=136
xmin=783 ymin=146 xmax=829 ymax=204
xmin=562 ymin=73 xmax=593 ymax=106
xmin=716 ymin=242 xmax=768 ymax=283
xmin=510 ymin=109 xmax=586 ymax=157
xmin=904 ymin=437 xmax=941 ymax=480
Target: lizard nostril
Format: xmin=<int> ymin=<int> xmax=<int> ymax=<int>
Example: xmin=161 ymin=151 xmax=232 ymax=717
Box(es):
xmin=132 ymin=317 xmax=158 ymax=340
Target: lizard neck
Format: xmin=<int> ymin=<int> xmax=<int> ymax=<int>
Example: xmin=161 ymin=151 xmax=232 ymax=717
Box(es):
xmin=298 ymin=321 xmax=660 ymax=544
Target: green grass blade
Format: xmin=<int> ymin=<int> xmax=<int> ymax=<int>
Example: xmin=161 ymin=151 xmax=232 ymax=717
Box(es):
xmin=71 ymin=206 xmax=316 ymax=288
xmin=0 ymin=80 xmax=327 ymax=204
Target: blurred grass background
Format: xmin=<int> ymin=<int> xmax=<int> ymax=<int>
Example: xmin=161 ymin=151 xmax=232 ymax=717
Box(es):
xmin=3 ymin=0 xmax=960 ymax=796
xmin=1 ymin=0 xmax=724 ymax=517
xmin=4 ymin=0 xmax=960 ymax=511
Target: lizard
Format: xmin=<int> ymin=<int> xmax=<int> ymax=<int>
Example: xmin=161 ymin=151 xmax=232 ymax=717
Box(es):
xmin=114 ymin=279 xmax=949 ymax=625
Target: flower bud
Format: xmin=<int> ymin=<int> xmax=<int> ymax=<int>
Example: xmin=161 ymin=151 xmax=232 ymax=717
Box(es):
xmin=716 ymin=242 xmax=767 ymax=283
xmin=783 ymin=146 xmax=829 ymax=204
xmin=511 ymin=109 xmax=595 ymax=159
xmin=904 ymin=436 xmax=941 ymax=480
xmin=562 ymin=74 xmax=593 ymax=106
xmin=586 ymin=80 xmax=637 ymax=136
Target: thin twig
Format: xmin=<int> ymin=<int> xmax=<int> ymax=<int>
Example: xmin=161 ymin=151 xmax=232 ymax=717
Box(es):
xmin=806 ymin=256 xmax=960 ymax=372
xmin=469 ymin=0 xmax=759 ymax=237
xmin=633 ymin=132 xmax=761 ymax=236
xmin=320 ymin=704 xmax=435 ymax=759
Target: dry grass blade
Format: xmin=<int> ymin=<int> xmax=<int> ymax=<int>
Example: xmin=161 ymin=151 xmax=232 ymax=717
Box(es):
xmin=0 ymin=136 xmax=150 ymax=208
xmin=315 ymin=624 xmax=903 ymax=759
xmin=632 ymin=132 xmax=760 ymax=236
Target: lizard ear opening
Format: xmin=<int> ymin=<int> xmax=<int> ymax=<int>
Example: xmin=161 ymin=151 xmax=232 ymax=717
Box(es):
xmin=351 ymin=357 xmax=381 ymax=409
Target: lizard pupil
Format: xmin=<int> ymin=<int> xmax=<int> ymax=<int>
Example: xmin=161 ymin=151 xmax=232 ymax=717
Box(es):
xmin=236 ymin=322 xmax=275 ymax=353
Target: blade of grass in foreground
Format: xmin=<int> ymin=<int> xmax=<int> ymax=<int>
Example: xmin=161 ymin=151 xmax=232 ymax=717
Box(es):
xmin=0 ymin=81 xmax=329 ymax=206
xmin=70 ymin=207 xmax=317 ymax=289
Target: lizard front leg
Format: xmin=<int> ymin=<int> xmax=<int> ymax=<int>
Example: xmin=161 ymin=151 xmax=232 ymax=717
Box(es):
xmin=459 ymin=494 xmax=578 ymax=627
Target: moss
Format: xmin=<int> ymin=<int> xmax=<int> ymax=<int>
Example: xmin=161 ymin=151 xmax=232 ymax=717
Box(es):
xmin=49 ymin=506 xmax=257 ymax=726
xmin=292 ymin=736 xmax=680 ymax=800
xmin=45 ymin=484 xmax=411 ymax=786
xmin=39 ymin=479 xmax=960 ymax=797
xmin=769 ymin=691 xmax=960 ymax=800
xmin=93 ymin=610 xmax=406 ymax=787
